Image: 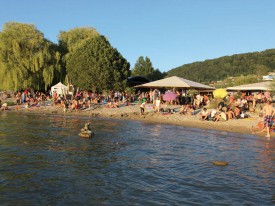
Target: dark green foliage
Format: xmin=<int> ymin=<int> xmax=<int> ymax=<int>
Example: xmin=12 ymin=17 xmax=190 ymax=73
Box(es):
xmin=58 ymin=27 xmax=100 ymax=85
xmin=66 ymin=35 xmax=130 ymax=91
xmin=167 ymin=49 xmax=275 ymax=82
xmin=58 ymin=27 xmax=99 ymax=53
xmin=131 ymin=56 xmax=165 ymax=81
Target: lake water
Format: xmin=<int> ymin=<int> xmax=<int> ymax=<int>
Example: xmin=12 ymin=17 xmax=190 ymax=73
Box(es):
xmin=0 ymin=112 xmax=274 ymax=205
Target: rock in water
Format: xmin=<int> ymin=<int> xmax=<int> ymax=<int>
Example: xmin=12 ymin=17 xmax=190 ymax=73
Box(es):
xmin=212 ymin=161 xmax=229 ymax=166
xmin=79 ymin=123 xmax=94 ymax=138
xmin=79 ymin=131 xmax=94 ymax=138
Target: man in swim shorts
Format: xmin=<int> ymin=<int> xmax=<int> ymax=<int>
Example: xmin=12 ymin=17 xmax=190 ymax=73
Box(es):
xmin=262 ymin=100 xmax=275 ymax=140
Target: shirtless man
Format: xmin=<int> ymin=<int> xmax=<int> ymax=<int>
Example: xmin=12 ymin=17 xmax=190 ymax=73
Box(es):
xmin=262 ymin=101 xmax=275 ymax=140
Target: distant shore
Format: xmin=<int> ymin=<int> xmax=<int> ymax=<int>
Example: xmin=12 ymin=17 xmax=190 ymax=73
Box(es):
xmin=4 ymin=102 xmax=271 ymax=139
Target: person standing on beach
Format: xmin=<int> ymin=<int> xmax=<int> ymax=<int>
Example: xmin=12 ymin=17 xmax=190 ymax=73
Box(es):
xmin=155 ymin=97 xmax=161 ymax=113
xmin=140 ymin=101 xmax=146 ymax=115
xmin=262 ymin=100 xmax=275 ymax=140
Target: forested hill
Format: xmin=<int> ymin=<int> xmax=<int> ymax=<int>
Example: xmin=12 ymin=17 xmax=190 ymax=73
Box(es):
xmin=167 ymin=49 xmax=275 ymax=83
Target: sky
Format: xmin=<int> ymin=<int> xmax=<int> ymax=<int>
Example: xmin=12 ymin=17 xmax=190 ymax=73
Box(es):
xmin=1 ymin=0 xmax=275 ymax=72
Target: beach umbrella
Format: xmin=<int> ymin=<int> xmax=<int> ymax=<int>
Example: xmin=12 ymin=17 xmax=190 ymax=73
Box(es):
xmin=163 ymin=92 xmax=177 ymax=101
xmin=213 ymin=89 xmax=228 ymax=99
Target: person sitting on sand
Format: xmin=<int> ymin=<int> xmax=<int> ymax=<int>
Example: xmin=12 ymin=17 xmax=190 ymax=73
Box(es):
xmin=220 ymin=111 xmax=227 ymax=121
xmin=87 ymin=99 xmax=91 ymax=109
xmin=233 ymin=106 xmax=241 ymax=119
xmin=226 ymin=108 xmax=234 ymax=120
xmin=218 ymin=101 xmax=225 ymax=111
xmin=210 ymin=107 xmax=221 ymax=122
xmin=1 ymin=102 xmax=8 ymax=111
xmin=106 ymin=100 xmax=119 ymax=108
xmin=113 ymin=100 xmax=119 ymax=108
xmin=214 ymin=113 xmax=221 ymax=122
xmin=200 ymin=107 xmax=209 ymax=120
xmin=106 ymin=101 xmax=113 ymax=108
xmin=187 ymin=104 xmax=195 ymax=115
xmin=124 ymin=98 xmax=130 ymax=106
xmin=210 ymin=107 xmax=217 ymax=120
xmin=61 ymin=100 xmax=67 ymax=113
xmin=71 ymin=99 xmax=79 ymax=111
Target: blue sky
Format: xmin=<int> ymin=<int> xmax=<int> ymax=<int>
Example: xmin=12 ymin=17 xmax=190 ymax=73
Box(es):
xmin=1 ymin=0 xmax=275 ymax=72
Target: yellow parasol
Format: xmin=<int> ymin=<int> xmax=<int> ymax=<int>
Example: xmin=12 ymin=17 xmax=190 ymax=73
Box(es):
xmin=213 ymin=89 xmax=228 ymax=99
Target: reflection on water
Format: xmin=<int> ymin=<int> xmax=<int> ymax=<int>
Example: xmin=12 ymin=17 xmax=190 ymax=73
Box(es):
xmin=0 ymin=112 xmax=274 ymax=205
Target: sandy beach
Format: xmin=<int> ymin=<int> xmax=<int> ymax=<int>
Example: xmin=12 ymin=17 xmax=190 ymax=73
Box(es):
xmin=4 ymin=101 xmax=270 ymax=138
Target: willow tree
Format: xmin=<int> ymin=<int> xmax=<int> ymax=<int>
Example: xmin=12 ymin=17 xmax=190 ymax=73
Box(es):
xmin=66 ymin=35 xmax=130 ymax=91
xmin=0 ymin=22 xmax=62 ymax=90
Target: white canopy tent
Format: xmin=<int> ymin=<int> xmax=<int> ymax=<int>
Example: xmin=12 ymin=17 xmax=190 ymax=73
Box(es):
xmin=51 ymin=82 xmax=68 ymax=96
xmin=226 ymin=81 xmax=273 ymax=91
xmin=135 ymin=76 xmax=215 ymax=90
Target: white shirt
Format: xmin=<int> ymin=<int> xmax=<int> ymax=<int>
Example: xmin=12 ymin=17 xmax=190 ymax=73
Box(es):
xmin=211 ymin=109 xmax=217 ymax=118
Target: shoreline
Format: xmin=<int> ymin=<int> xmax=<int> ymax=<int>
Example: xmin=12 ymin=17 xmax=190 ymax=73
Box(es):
xmin=5 ymin=103 xmax=269 ymax=138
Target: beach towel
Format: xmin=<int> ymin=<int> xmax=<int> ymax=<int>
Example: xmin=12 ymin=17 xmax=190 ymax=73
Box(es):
xmin=162 ymin=112 xmax=172 ymax=116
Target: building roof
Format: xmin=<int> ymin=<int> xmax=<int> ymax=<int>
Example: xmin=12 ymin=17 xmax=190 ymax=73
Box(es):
xmin=135 ymin=76 xmax=215 ymax=90
xmin=226 ymin=81 xmax=273 ymax=91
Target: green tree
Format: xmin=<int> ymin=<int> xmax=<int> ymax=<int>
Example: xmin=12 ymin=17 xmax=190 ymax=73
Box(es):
xmin=58 ymin=27 xmax=99 ymax=54
xmin=66 ymin=35 xmax=130 ymax=91
xmin=131 ymin=56 xmax=154 ymax=78
xmin=58 ymin=27 xmax=100 ymax=83
xmin=254 ymin=64 xmax=270 ymax=79
xmin=150 ymin=68 xmax=166 ymax=81
xmin=131 ymin=56 xmax=164 ymax=81
xmin=0 ymin=22 xmax=62 ymax=90
xmin=167 ymin=49 xmax=275 ymax=82
xmin=233 ymin=75 xmax=258 ymax=86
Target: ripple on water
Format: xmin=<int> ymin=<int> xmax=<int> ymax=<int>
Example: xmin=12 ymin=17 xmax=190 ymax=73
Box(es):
xmin=0 ymin=112 xmax=274 ymax=205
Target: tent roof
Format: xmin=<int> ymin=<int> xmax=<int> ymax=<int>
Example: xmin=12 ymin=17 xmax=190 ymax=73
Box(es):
xmin=226 ymin=81 xmax=273 ymax=91
xmin=135 ymin=76 xmax=215 ymax=90
xmin=51 ymin=82 xmax=67 ymax=88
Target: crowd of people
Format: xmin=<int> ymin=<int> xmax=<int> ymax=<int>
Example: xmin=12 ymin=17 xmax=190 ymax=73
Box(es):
xmin=1 ymin=88 xmax=274 ymax=139
xmin=1 ymin=87 xmax=274 ymax=139
xmin=197 ymin=92 xmax=275 ymax=140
